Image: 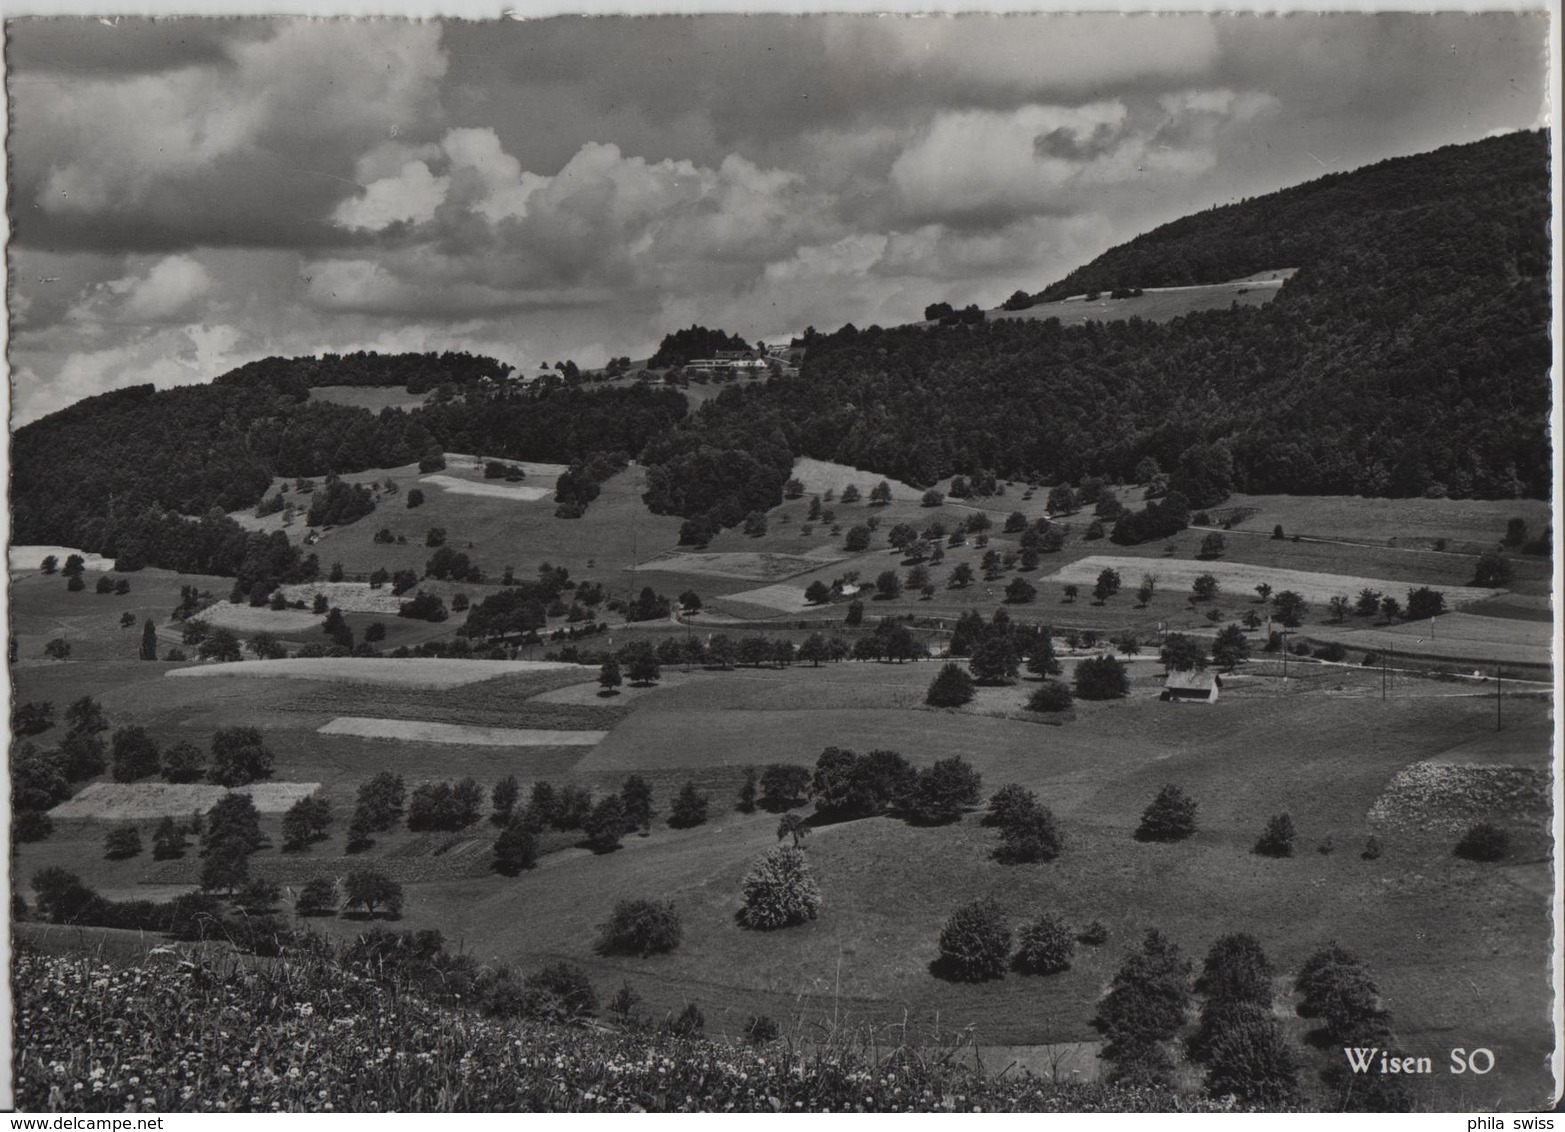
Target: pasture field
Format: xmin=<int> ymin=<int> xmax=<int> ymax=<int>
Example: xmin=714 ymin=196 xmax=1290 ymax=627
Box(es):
xmin=1302 ymin=623 xmax=1553 ymax=671
xmin=51 ymin=781 xmax=322 ymax=820
xmin=1049 ymin=555 xmax=1496 ymax=608
xmin=988 ymin=271 xmax=1292 ymax=329
xmin=194 ymin=602 xmax=325 ymax=633
xmin=316 ymin=717 xmax=609 ymax=747
xmin=419 ymin=474 xmax=551 ymax=502
xmin=8 ymin=545 xmax=114 ymax=574
xmin=307 ymin=384 xmax=428 ymax=412
xmin=636 ymin=550 xmax=842 ymax=582
xmin=1213 ymin=493 xmax=1552 ymax=555
xmin=166 ymin=657 xmax=587 ymax=688
xmin=787 ymin=457 xmax=924 ymax=502
xmin=276 ymin=581 xmax=405 ymax=614
xmin=10 ymin=474 xmax=1557 ymax=1110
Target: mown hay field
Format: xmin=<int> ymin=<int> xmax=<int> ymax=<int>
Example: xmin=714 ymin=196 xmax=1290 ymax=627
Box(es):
xmin=276 ymin=581 xmax=404 ymax=614
xmin=50 ymin=781 xmax=321 ymax=820
xmin=1049 ymin=555 xmax=1495 ymax=608
xmin=316 ymin=716 xmax=608 ymax=747
xmin=636 ymin=550 xmax=842 ymax=582
xmin=419 ymin=474 xmax=551 ymax=502
xmin=166 ymin=657 xmax=586 ymax=688
xmin=193 ymin=603 xmax=325 ymax=632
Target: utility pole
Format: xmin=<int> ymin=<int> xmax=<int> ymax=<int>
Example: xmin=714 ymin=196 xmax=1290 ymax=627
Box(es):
xmin=1381 ymin=647 xmax=1387 ymax=701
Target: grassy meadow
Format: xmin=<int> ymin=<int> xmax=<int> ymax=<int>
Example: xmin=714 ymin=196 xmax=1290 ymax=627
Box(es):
xmin=10 ymin=455 xmax=1556 ymax=1110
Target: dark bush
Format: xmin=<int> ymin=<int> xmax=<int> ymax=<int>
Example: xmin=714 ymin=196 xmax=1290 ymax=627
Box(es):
xmin=1026 ymin=680 xmax=1074 ymax=713
xmin=1253 ymin=813 xmax=1296 ymax=858
xmin=935 ymin=897 xmax=1011 ymax=982
xmin=1136 ymin=785 xmax=1197 ymax=842
xmin=494 ymin=822 xmax=539 ymax=875
xmin=523 ymin=961 xmax=598 ymax=1023
xmin=909 ymin=756 xmax=982 ymax=824
xmin=1454 ymin=822 xmax=1509 ymax=862
xmin=924 ymin=662 xmax=975 ymax=707
xmin=1197 ymin=933 xmax=1277 ymax=1007
xmin=596 ymin=899 xmax=683 ymax=957
xmin=667 ymin=783 xmax=710 ymax=829
xmin=103 ymin=825 xmax=142 ymax=860
xmin=739 ymin=846 xmax=821 ymax=930
xmin=1014 ymin=913 xmax=1075 ymax=974
xmin=1079 ymin=919 xmax=1109 ymax=946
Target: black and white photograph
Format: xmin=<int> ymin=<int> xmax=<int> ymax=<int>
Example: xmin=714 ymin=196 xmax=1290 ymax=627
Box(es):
xmin=3 ymin=8 xmax=1559 ymax=1116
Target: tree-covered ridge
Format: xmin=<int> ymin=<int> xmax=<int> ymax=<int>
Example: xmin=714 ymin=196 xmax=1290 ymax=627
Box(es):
xmin=642 ymin=129 xmax=1550 ymax=512
xmin=12 ymin=371 xmax=686 ymax=574
xmin=648 ymin=325 xmax=753 ymax=368
xmin=214 ymin=349 xmax=513 ymax=394
xmin=1035 ymin=130 xmax=1547 ymax=300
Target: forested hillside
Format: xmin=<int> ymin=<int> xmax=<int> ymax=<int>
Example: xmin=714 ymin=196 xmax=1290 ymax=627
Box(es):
xmin=636 ymin=130 xmax=1550 ymax=535
xmin=11 ymin=132 xmax=1550 ymax=570
xmin=11 ymin=365 xmax=684 ymax=577
xmin=1035 ymin=130 xmax=1549 ymax=300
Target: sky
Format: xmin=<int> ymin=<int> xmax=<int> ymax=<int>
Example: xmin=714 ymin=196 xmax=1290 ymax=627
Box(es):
xmin=4 ymin=13 xmax=1551 ymax=424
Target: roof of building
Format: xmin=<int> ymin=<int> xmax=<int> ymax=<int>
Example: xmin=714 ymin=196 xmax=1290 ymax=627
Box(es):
xmin=1163 ymin=670 xmax=1220 ymax=692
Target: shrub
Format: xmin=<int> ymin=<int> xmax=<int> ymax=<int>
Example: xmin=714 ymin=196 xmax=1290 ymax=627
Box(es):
xmin=1253 ymin=813 xmax=1296 ymax=858
xmin=910 ymin=756 xmax=982 ymax=824
xmin=1074 ymin=654 xmax=1129 ymax=700
xmin=1362 ymin=836 xmax=1383 ymax=860
xmin=1454 ymin=822 xmax=1509 ymax=862
xmin=597 ymin=899 xmax=683 ymax=958
xmin=745 ymin=1015 xmax=781 ymax=1045
xmin=1312 ymin=642 xmax=1348 ymax=662
xmin=110 ymin=726 xmax=161 ymax=782
xmin=523 ymin=961 xmax=598 ymax=1023
xmin=1095 ymin=929 xmax=1192 ymax=1062
xmin=1079 ymin=919 xmax=1109 ymax=946
xmin=1026 ymin=680 xmax=1073 ymax=713
xmin=1014 ymin=913 xmax=1075 ymax=974
xmin=104 ymin=825 xmax=142 ymax=860
xmin=739 ymin=846 xmax=821 ymax=930
xmin=1200 ymin=1011 xmax=1301 ymax=1105
xmin=667 ymin=783 xmax=710 ymax=829
xmin=935 ymin=897 xmax=1011 ymax=982
xmin=1136 ymin=785 xmax=1197 ymax=842
xmin=995 ymin=798 xmax=1064 ymax=864
xmin=982 ymin=784 xmax=1035 ymax=828
xmin=924 ymin=662 xmax=975 ymax=707
xmin=664 ymin=1002 xmax=705 ymax=1039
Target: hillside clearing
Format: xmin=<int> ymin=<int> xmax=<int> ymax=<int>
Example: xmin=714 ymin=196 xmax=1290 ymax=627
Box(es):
xmin=9 ymin=545 xmax=115 ymax=574
xmin=50 ymin=781 xmax=321 ymax=820
xmin=419 ymin=474 xmax=550 ymax=502
xmin=317 ymin=717 xmax=608 ymax=747
xmin=306 ymin=385 xmax=427 ymax=412
xmin=709 ymin=583 xmax=814 ymax=613
xmin=166 ymin=657 xmax=586 ymax=688
xmin=1049 ymin=555 xmax=1495 ymax=607
xmin=990 ymin=270 xmax=1294 ymax=328
xmin=789 ymin=457 xmax=923 ymax=501
xmin=277 ymin=581 xmax=404 ymax=614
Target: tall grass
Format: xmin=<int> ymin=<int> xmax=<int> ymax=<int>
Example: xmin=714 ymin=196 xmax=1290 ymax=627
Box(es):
xmin=13 ymin=939 xmax=1253 ymax=1113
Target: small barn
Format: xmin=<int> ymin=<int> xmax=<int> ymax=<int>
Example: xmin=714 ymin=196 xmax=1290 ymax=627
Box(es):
xmin=1160 ymin=670 xmax=1222 ymax=703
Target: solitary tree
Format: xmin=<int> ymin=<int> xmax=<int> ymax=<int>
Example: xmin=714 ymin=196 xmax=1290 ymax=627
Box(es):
xmin=110 ymin=726 xmax=161 ymax=782
xmin=776 ymin=812 xmax=810 ymax=849
xmin=1015 ymin=913 xmax=1076 ymax=974
xmin=1254 ymin=813 xmax=1297 ymax=858
xmin=935 ymin=897 xmax=1011 ymax=982
xmin=139 ymin=618 xmax=159 ymax=661
xmin=621 ymin=775 xmax=654 ymax=832
xmin=598 ymin=657 xmax=623 ymax=695
xmin=1093 ymin=568 xmax=1122 ymax=603
xmin=343 ymin=868 xmax=404 ymax=918
xmin=925 ymin=662 xmax=976 ymax=707
xmin=739 ymin=846 xmax=821 ymax=929
xmin=668 ymin=782 xmax=710 ymax=829
xmin=209 ymin=727 xmax=274 ymax=787
xmin=1136 ymin=785 xmax=1198 ymax=842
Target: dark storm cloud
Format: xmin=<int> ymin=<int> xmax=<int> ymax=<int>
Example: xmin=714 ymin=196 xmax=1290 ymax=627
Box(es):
xmin=6 ymin=16 xmax=268 ymax=76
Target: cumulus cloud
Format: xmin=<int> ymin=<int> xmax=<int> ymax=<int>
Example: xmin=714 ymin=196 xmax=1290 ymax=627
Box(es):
xmin=13 ymin=20 xmax=448 ymax=251
xmin=5 ymin=14 xmax=1549 ymax=425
